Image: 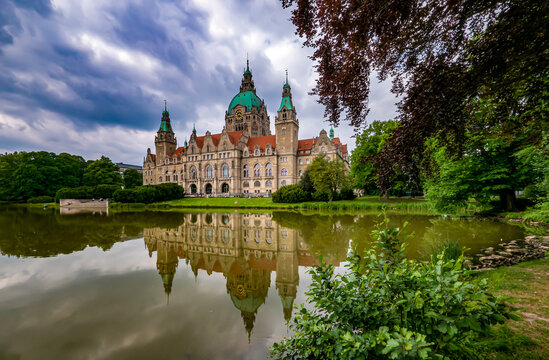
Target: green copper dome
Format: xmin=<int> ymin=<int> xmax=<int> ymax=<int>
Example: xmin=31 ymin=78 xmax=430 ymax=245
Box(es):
xmin=228 ymin=91 xmax=262 ymax=115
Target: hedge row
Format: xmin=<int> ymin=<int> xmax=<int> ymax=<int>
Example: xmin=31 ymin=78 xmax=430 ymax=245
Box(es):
xmin=273 ymin=184 xmax=356 ymax=203
xmin=27 ymin=195 xmax=54 ymax=203
xmin=113 ymin=183 xmax=185 ymax=204
xmin=55 ymin=184 xmax=122 ymax=203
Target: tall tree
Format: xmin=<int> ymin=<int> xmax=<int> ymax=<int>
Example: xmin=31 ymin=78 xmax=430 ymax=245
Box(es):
xmin=350 ymin=120 xmax=398 ymax=194
xmin=281 ymin=0 xmax=548 ymax=209
xmin=123 ymin=169 xmax=143 ymax=189
xmin=82 ymin=156 xmax=123 ymax=187
xmin=308 ymin=154 xmax=349 ymax=201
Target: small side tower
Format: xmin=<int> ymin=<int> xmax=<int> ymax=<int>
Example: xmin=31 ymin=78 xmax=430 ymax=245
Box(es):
xmin=275 ymin=71 xmax=299 ymax=186
xmin=155 ymin=101 xmax=177 ymax=166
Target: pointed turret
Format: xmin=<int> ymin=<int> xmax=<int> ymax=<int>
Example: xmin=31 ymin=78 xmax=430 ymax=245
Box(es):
xmin=155 ymin=102 xmax=177 ymax=165
xmin=240 ymin=58 xmax=255 ymax=93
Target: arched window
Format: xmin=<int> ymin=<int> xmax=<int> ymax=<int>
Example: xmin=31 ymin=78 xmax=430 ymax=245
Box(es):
xmin=254 ymin=181 xmax=261 ymax=187
xmin=205 ymin=183 xmax=213 ymax=194
xmin=321 ymin=146 xmax=326 ymax=153
xmin=222 ymin=163 xmax=229 ymax=177
xmin=282 ymin=109 xmax=287 ymax=120
xmin=254 ymin=146 xmax=260 ymax=156
xmin=281 ymin=168 xmax=287 ymax=176
xmin=159 ymin=176 xmax=163 ymax=182
xmin=282 ymin=128 xmax=286 ymax=135
xmin=254 ymin=163 xmax=261 ymax=177
xmin=243 ymin=164 xmax=249 ymax=178
xmin=299 ymin=170 xmax=303 ymax=177
xmin=190 ymin=166 xmax=197 ymax=179
xmin=266 ymin=180 xmax=272 ymax=187
xmin=206 ymin=145 xmax=210 ymax=152
xmin=243 ymin=181 xmax=249 ymax=188
xmin=281 ymin=180 xmax=287 ymax=186
xmin=266 ymin=145 xmax=271 ymax=155
xmin=299 ymin=158 xmax=303 ymax=165
xmin=205 ymin=165 xmax=213 ymax=178
xmin=265 ymin=163 xmax=272 ymax=176
xmin=190 ymin=184 xmax=197 ymax=194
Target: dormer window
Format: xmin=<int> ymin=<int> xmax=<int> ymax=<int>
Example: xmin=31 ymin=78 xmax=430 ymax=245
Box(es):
xmin=254 ymin=146 xmax=260 ymax=156
xmin=283 ymin=109 xmax=287 ymax=120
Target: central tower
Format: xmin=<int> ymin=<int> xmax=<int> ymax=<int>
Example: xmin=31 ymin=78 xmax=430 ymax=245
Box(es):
xmin=224 ymin=60 xmax=271 ymax=137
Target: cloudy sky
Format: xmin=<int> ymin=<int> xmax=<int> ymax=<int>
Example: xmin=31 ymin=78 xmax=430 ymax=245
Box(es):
xmin=0 ymin=0 xmax=398 ymax=164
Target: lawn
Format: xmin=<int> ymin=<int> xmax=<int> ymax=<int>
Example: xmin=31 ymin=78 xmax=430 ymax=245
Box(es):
xmin=477 ymin=257 xmax=549 ymax=359
xmin=114 ymin=195 xmax=439 ymax=211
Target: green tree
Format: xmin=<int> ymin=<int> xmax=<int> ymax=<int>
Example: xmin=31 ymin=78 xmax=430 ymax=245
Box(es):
xmin=299 ymin=168 xmax=315 ymax=195
xmin=123 ymin=169 xmax=143 ymax=189
xmin=82 ymin=156 xmax=123 ymax=187
xmin=351 ymin=120 xmax=398 ymax=194
xmin=308 ymin=154 xmax=349 ymax=201
xmin=425 ymin=135 xmax=535 ymax=211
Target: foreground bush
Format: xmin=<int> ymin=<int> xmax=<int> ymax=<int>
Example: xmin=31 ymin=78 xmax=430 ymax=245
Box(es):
xmin=272 ymin=184 xmax=310 ymax=203
xmin=113 ymin=183 xmax=184 ymax=204
xmin=270 ymin=219 xmax=515 ymax=359
xmin=27 ymin=195 xmax=54 ymax=203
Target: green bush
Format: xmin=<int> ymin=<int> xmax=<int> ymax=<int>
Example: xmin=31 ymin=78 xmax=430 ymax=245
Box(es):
xmin=270 ymin=219 xmax=516 ymax=360
xmin=27 ymin=195 xmax=54 ymax=203
xmin=55 ymin=186 xmax=94 ymax=203
xmin=272 ymin=184 xmax=310 ymax=203
xmin=93 ymin=184 xmax=121 ymax=199
xmin=311 ymin=190 xmax=330 ymax=202
xmin=335 ymin=187 xmax=356 ymax=201
xmin=113 ymin=183 xmax=184 ymax=204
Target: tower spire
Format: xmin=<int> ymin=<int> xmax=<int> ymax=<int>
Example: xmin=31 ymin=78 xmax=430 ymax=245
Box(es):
xmin=164 ymin=99 xmax=167 ymax=112
xmin=285 ymin=69 xmax=288 ymax=85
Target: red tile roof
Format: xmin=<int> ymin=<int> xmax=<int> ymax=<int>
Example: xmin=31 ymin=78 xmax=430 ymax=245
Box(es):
xmin=297 ymin=138 xmax=318 ymax=151
xmin=150 ymin=154 xmax=156 ymax=161
xmin=246 ymin=135 xmax=276 ymax=151
xmin=195 ymin=130 xmax=244 ymax=149
xmin=342 ymin=144 xmax=348 ymax=154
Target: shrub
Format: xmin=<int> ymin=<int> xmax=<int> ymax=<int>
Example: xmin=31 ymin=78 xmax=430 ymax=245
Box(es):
xmin=93 ymin=184 xmax=121 ymax=199
xmin=27 ymin=195 xmax=54 ymax=203
xmin=113 ymin=183 xmax=185 ymax=204
xmin=55 ymin=186 xmax=94 ymax=203
xmin=272 ymin=184 xmax=310 ymax=203
xmin=311 ymin=190 xmax=330 ymax=202
xmin=270 ymin=219 xmax=516 ymax=360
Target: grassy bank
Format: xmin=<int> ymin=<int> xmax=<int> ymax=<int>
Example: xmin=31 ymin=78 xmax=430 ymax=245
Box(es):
xmin=110 ymin=196 xmax=438 ymax=211
xmin=477 ymin=256 xmax=549 ymax=359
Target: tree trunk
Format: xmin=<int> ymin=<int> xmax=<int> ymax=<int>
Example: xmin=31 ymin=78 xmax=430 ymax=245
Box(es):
xmin=499 ymin=189 xmax=517 ymax=211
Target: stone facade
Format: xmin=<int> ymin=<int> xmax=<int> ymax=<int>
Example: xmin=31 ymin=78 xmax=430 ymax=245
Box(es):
xmin=143 ymin=63 xmax=349 ymax=196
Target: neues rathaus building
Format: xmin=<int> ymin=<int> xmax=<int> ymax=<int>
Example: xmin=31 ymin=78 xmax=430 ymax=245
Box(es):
xmin=143 ymin=61 xmax=349 ymax=196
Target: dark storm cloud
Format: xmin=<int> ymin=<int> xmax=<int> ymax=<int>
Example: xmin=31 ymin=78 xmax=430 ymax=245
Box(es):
xmin=0 ymin=0 xmax=397 ymax=163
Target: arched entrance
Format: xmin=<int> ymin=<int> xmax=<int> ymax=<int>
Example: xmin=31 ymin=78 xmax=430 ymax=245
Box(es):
xmin=190 ymin=184 xmax=197 ymax=194
xmin=205 ymin=183 xmax=213 ymax=194
xmin=221 ymin=183 xmax=229 ymax=193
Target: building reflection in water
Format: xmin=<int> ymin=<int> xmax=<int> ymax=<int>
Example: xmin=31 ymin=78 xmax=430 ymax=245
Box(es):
xmin=144 ymin=212 xmax=345 ymax=337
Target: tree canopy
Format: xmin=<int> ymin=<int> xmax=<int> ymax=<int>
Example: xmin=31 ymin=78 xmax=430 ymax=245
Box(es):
xmin=123 ymin=168 xmax=143 ymax=189
xmin=82 ymin=156 xmax=123 ymax=187
xmin=282 ymin=0 xmax=548 ymax=210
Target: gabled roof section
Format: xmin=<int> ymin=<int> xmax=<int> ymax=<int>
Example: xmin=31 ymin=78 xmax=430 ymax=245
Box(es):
xmin=246 ymin=135 xmax=276 ymax=151
xmin=185 ymin=131 xmax=244 ymax=155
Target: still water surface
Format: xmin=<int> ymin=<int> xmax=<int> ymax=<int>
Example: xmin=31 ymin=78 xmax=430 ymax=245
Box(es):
xmin=0 ymin=206 xmax=527 ymax=359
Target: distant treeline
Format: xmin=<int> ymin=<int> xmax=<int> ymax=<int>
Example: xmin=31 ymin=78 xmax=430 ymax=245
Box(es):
xmin=0 ymin=151 xmax=142 ymax=202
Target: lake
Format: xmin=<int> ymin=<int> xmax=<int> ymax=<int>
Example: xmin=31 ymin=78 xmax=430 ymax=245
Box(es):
xmin=0 ymin=206 xmax=527 ymax=359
